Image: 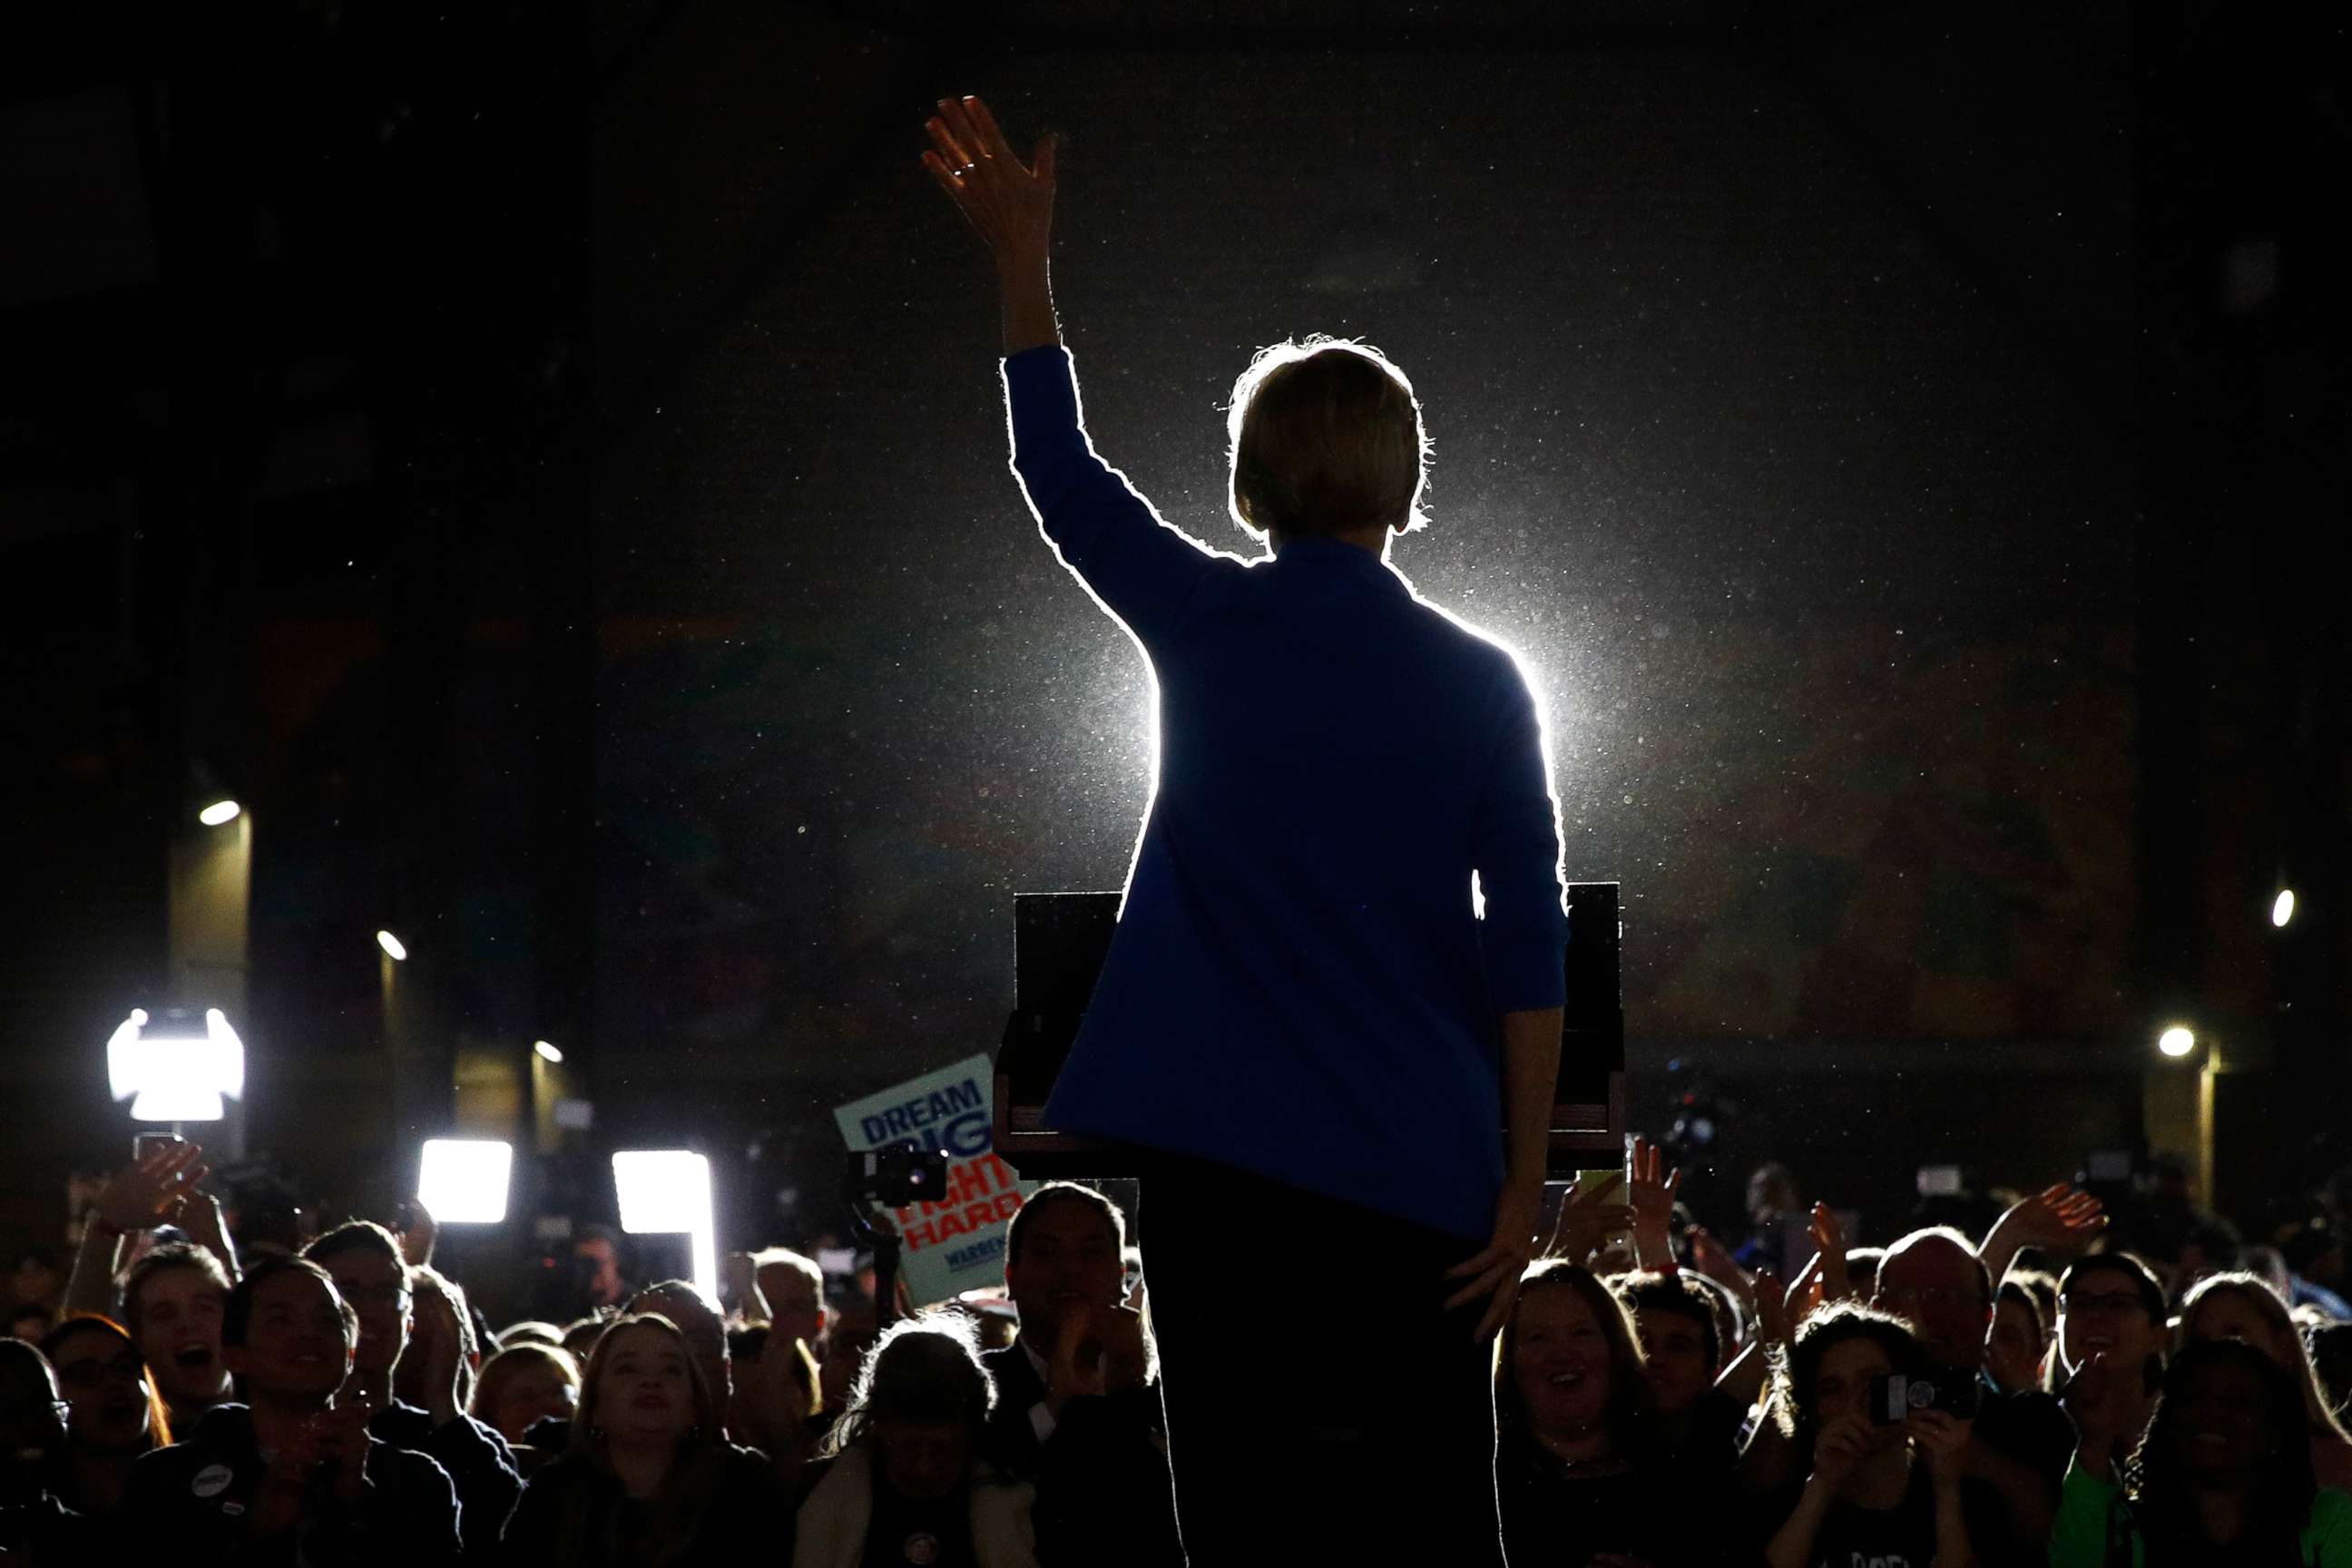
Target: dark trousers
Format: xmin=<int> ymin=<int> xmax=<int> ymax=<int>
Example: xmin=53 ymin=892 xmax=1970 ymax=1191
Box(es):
xmin=1142 ymin=1155 xmax=1504 ymax=1567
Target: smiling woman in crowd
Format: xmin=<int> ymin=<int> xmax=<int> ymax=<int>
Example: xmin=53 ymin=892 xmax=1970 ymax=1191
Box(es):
xmin=499 ymin=1311 xmax=786 ymax=1565
xmin=1494 ymin=1259 xmax=1729 ymax=1564
xmin=2053 ymin=1336 xmax=2352 ymax=1565
xmin=2178 ymin=1270 xmax=2352 ymax=1493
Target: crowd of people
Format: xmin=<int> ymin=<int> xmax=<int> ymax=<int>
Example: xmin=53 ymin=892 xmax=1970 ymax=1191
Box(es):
xmin=6 ymin=1130 xmax=2352 ymax=1565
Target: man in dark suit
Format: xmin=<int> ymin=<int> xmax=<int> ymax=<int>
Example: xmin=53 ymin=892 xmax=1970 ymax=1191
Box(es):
xmin=984 ymin=1183 xmax=1180 ymax=1564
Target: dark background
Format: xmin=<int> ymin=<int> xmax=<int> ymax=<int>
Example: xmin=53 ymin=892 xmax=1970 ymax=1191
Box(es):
xmin=4 ymin=0 xmax=2344 ymax=1313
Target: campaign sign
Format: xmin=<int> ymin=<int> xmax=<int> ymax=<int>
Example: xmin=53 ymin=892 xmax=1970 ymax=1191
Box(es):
xmin=834 ymin=1054 xmax=1036 ymax=1308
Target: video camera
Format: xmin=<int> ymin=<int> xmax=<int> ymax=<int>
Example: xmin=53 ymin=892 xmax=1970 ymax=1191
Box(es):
xmin=847 ymin=1142 xmax=950 ymax=1210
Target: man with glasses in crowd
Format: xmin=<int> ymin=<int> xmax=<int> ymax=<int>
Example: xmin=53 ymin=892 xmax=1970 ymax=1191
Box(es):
xmin=1870 ymin=1225 xmax=2075 ymax=1562
xmin=304 ymin=1221 xmax=519 ymax=1553
xmin=2050 ymin=1252 xmax=2169 ymax=1475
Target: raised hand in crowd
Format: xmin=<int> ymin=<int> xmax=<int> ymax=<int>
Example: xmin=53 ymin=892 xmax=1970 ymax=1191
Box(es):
xmin=96 ymin=1142 xmax=207 ymax=1236
xmin=1625 ymin=1135 xmax=1684 ymax=1272
xmin=1688 ymin=1224 xmax=1752 ymax=1305
xmin=1808 ymin=1203 xmax=1851 ymax=1304
xmin=394 ymin=1198 xmax=437 ymax=1270
xmin=1544 ymin=1171 xmax=1633 ymax=1267
xmin=1979 ymin=1183 xmax=2105 ymax=1285
xmin=1044 ymin=1300 xmax=1149 ymax=1418
xmin=722 ymin=1250 xmax=769 ymax=1327
xmin=180 ymin=1188 xmax=239 ymax=1281
xmin=1783 ymin=1245 xmax=1829 ymax=1327
xmin=2059 ymin=1349 xmax=2121 ymax=1480
xmin=1752 ymin=1268 xmax=1791 ymax=1350
xmin=64 ymin=1141 xmax=215 ymax=1319
xmin=1710 ymin=1264 xmax=1785 ymax=1411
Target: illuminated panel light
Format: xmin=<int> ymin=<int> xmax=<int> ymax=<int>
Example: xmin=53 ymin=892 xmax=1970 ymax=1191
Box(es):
xmin=198 ymin=799 xmax=242 ymax=827
xmin=2158 ymin=1025 xmax=2196 ymax=1059
xmin=2273 ymin=889 xmax=2296 ymax=928
xmin=377 ymin=930 xmax=408 ymax=962
xmin=533 ymin=1040 xmax=564 ymax=1063
xmin=106 ymin=1008 xmax=246 ymax=1122
xmin=418 ymin=1140 xmax=512 ymax=1224
xmin=612 ymin=1150 xmax=718 ymax=1303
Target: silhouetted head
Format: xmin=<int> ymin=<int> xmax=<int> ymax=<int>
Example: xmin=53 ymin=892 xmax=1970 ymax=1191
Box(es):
xmin=1226 ymin=335 xmax=1432 ymax=550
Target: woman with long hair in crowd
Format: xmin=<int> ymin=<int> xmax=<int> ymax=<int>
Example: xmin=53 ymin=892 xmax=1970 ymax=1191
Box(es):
xmin=1495 ymin=1260 xmax=1729 ymax=1564
xmin=499 ymin=1311 xmax=788 ymax=1564
xmin=2178 ymin=1270 xmax=2352 ymax=1493
xmin=34 ymin=1315 xmax=169 ymax=1522
xmin=1760 ymin=1303 xmax=1988 ymax=1568
xmin=2053 ymin=1336 xmax=2352 ymax=1564
xmin=793 ymin=1313 xmax=1036 ymax=1568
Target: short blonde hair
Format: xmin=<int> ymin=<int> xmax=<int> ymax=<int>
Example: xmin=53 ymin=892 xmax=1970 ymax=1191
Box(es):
xmin=1226 ymin=334 xmax=1433 ymax=542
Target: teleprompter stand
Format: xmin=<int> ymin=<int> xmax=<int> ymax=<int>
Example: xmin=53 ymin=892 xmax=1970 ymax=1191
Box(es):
xmin=993 ymin=882 xmax=1627 ymax=1181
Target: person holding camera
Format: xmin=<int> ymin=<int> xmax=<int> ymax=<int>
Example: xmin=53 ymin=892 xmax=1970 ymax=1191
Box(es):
xmin=1760 ymin=1303 xmax=1994 ymax=1568
xmin=924 ymin=92 xmax=1568 ymax=1565
xmin=1870 ymin=1224 xmax=2074 ymax=1559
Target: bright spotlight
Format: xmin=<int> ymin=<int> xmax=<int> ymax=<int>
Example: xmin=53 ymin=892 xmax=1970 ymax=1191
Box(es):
xmin=2159 ymin=1025 xmax=2197 ymax=1059
xmin=417 ymin=1140 xmax=513 ymax=1223
xmin=2273 ymin=889 xmax=2297 ymax=928
xmin=533 ymin=1040 xmax=564 ymax=1064
xmin=106 ymin=1007 xmax=246 ymax=1121
xmin=198 ymin=799 xmax=242 ymax=827
xmin=612 ymin=1151 xmax=718 ymax=1303
xmin=377 ymin=930 xmax=408 ymax=962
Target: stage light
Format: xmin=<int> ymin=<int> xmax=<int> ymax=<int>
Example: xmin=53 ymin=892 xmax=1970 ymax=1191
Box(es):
xmin=533 ymin=1040 xmax=564 ymax=1063
xmin=2158 ymin=1025 xmax=2196 ymax=1059
xmin=612 ymin=1150 xmax=718 ymax=1303
xmin=106 ymin=1007 xmax=246 ymax=1121
xmin=377 ymin=930 xmax=408 ymax=961
xmin=417 ymin=1139 xmax=512 ymax=1223
xmin=198 ymin=799 xmax=242 ymax=827
xmin=2273 ymin=889 xmax=2296 ymax=928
